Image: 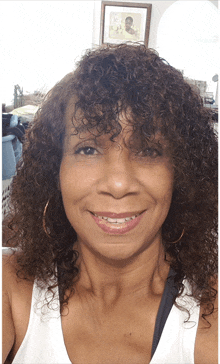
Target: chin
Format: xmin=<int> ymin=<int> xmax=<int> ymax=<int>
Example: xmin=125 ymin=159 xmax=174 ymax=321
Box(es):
xmin=89 ymin=240 xmax=148 ymax=264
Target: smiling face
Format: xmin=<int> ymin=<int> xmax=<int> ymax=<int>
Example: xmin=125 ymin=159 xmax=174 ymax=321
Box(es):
xmin=59 ymin=105 xmax=174 ymax=262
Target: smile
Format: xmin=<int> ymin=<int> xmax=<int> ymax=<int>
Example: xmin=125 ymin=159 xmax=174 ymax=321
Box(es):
xmin=90 ymin=211 xmax=145 ymax=235
xmin=93 ymin=213 xmax=140 ymax=224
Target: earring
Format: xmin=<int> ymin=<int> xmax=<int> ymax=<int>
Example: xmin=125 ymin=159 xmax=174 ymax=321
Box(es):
xmin=168 ymin=229 xmax=185 ymax=244
xmin=42 ymin=199 xmax=52 ymax=238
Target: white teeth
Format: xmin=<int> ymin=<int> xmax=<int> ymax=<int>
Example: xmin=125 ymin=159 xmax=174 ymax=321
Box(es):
xmin=94 ymin=213 xmax=139 ymax=224
xmin=107 ymin=218 xmax=118 ymax=223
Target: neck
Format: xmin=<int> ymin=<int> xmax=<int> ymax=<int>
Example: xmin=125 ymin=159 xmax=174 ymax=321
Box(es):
xmin=75 ymin=239 xmax=170 ymax=305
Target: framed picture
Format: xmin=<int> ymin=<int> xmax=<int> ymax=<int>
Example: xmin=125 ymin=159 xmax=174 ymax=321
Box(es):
xmin=100 ymin=1 xmax=152 ymax=47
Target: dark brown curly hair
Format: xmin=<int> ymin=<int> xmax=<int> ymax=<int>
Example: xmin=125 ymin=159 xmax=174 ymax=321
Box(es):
xmin=5 ymin=43 xmax=218 ymax=318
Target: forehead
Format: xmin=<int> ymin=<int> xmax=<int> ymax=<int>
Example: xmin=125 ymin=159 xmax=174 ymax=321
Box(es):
xmin=64 ymin=97 xmax=167 ymax=149
xmin=65 ymin=97 xmax=80 ymax=128
xmin=65 ymin=97 xmax=133 ymax=133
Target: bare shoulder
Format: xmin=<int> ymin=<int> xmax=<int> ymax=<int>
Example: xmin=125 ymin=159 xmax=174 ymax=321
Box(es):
xmin=3 ymin=247 xmax=33 ymax=282
xmin=195 ymin=280 xmax=218 ymax=364
xmin=3 ymin=248 xmax=20 ymax=291
xmin=2 ymin=248 xmax=34 ymax=297
xmin=2 ymin=249 xmax=18 ymax=363
xmin=2 ymin=249 xmax=34 ymax=364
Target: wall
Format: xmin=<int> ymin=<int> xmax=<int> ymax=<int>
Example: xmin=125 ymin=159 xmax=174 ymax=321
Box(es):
xmin=92 ymin=0 xmax=177 ymax=49
xmin=93 ymin=0 xmax=218 ymax=50
xmin=93 ymin=0 xmax=218 ymax=98
xmin=1 ymin=0 xmax=218 ymax=105
xmin=1 ymin=1 xmax=95 ymax=105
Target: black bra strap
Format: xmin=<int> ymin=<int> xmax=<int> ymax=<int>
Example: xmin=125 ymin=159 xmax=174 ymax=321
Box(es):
xmin=151 ymin=269 xmax=178 ymax=358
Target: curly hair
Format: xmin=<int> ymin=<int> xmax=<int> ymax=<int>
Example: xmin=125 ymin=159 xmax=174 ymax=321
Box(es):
xmin=5 ymin=43 xmax=217 ymax=319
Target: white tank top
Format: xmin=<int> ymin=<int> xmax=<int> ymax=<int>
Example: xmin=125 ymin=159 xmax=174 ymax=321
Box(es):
xmin=12 ymin=279 xmax=200 ymax=364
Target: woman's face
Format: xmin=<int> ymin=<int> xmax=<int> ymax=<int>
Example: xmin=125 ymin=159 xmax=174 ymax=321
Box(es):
xmin=59 ymin=106 xmax=174 ymax=261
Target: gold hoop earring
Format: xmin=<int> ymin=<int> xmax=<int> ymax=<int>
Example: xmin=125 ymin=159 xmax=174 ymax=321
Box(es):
xmin=43 ymin=199 xmax=51 ymax=238
xmin=169 ymin=229 xmax=185 ymax=244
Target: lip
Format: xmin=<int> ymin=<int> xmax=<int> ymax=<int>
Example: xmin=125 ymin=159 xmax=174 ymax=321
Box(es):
xmin=91 ymin=211 xmax=144 ymax=218
xmin=90 ymin=210 xmax=146 ymax=235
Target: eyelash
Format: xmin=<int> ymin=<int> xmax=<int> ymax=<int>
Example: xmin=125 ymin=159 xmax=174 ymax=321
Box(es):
xmin=137 ymin=147 xmax=163 ymax=158
xmin=74 ymin=146 xmax=99 ymax=156
xmin=73 ymin=144 xmax=163 ymax=158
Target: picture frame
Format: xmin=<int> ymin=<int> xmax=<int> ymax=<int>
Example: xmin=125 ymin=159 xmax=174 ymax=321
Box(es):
xmin=100 ymin=1 xmax=152 ymax=47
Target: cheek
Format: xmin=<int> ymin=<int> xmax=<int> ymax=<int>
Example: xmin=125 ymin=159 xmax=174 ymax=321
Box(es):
xmin=145 ymin=169 xmax=174 ymax=234
xmin=59 ymin=158 xmax=98 ymax=201
xmin=158 ymin=173 xmax=174 ymax=216
xmin=59 ymin=161 xmax=85 ymax=227
xmin=159 ymin=178 xmax=174 ymax=209
xmin=142 ymin=165 xmax=174 ymax=203
xmin=157 ymin=176 xmax=173 ymax=202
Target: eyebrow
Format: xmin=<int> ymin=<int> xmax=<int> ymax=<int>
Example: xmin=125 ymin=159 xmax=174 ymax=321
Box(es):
xmin=64 ymin=132 xmax=107 ymax=148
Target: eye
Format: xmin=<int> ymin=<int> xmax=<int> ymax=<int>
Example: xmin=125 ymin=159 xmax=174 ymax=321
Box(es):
xmin=75 ymin=146 xmax=99 ymax=156
xmin=138 ymin=147 xmax=163 ymax=158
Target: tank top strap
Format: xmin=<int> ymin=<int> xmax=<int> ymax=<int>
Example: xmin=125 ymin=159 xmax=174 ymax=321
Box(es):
xmin=12 ymin=279 xmax=71 ymax=364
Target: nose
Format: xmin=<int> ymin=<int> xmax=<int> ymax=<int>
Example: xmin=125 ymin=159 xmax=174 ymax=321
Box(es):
xmin=97 ymin=150 xmax=139 ymax=199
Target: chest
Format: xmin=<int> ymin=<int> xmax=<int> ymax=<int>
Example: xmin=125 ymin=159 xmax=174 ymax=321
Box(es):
xmin=61 ymin=298 xmax=159 ymax=364
xmin=10 ymin=282 xmax=203 ymax=364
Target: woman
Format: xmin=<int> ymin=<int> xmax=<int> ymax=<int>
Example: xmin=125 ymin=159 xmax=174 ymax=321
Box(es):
xmin=3 ymin=43 xmax=218 ymax=364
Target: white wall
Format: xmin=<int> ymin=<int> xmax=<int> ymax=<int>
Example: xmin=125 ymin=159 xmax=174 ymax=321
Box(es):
xmin=0 ymin=1 xmax=94 ymax=105
xmin=1 ymin=0 xmax=218 ymax=105
xmin=93 ymin=0 xmax=218 ymax=50
xmin=92 ymin=0 xmax=178 ymax=49
xmin=156 ymin=0 xmax=219 ymax=98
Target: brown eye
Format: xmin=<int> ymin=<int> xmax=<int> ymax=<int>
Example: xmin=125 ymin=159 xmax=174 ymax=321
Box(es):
xmin=139 ymin=147 xmax=163 ymax=158
xmin=75 ymin=147 xmax=98 ymax=155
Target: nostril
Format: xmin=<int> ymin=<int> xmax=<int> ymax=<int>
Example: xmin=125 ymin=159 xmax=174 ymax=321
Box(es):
xmin=97 ymin=168 xmax=138 ymax=199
